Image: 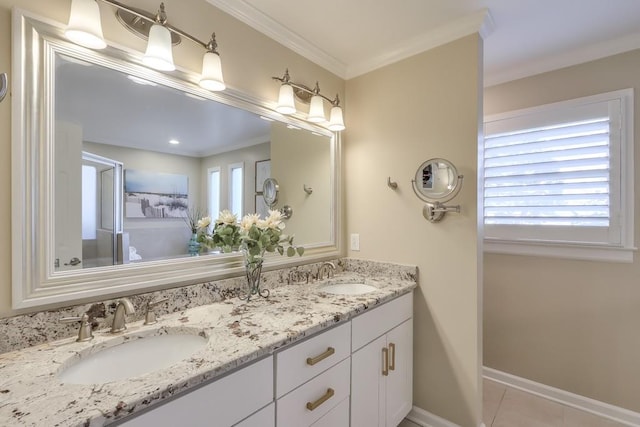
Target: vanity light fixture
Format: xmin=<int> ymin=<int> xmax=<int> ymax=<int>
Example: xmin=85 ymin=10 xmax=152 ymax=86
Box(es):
xmin=65 ymin=0 xmax=226 ymax=91
xmin=273 ymin=69 xmax=346 ymax=131
xmin=168 ymin=139 xmax=180 ymax=145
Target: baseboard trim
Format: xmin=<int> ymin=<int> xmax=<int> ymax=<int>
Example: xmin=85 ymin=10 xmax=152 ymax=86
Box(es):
xmin=406 ymin=406 xmax=461 ymax=427
xmin=483 ymin=367 xmax=640 ymax=426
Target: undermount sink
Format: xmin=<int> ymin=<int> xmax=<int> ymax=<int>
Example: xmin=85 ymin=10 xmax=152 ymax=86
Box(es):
xmin=58 ymin=331 xmax=208 ymax=385
xmin=318 ymin=282 xmax=377 ymax=295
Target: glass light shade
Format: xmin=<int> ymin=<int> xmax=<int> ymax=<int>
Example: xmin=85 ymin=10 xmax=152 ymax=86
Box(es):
xmin=328 ymin=106 xmax=345 ymax=131
xmin=199 ymin=51 xmax=226 ymax=91
xmin=307 ymin=95 xmax=326 ymax=123
xmin=142 ymin=24 xmax=175 ymax=71
xmin=65 ymin=0 xmax=107 ymax=49
xmin=276 ymin=84 xmax=296 ymax=115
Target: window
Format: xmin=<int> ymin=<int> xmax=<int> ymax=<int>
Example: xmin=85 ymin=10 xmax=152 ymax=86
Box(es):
xmin=81 ymin=165 xmax=97 ymax=240
xmin=483 ymin=89 xmax=634 ymax=262
xmin=208 ymin=167 xmax=220 ymax=221
xmin=229 ymin=162 xmax=243 ymax=218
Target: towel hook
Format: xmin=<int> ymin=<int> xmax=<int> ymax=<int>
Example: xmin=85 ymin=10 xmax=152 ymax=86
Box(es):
xmin=303 ymin=184 xmax=313 ymax=195
xmin=387 ymin=177 xmax=398 ymax=190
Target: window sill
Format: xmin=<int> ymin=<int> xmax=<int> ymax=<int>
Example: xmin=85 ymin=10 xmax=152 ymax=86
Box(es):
xmin=484 ymin=239 xmax=636 ymax=263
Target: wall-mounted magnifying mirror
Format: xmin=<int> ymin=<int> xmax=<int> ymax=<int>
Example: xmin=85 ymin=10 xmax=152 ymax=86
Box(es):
xmin=411 ymin=158 xmax=463 ymax=222
xmin=262 ymin=178 xmax=293 ymax=219
xmin=263 ymin=178 xmax=279 ymax=208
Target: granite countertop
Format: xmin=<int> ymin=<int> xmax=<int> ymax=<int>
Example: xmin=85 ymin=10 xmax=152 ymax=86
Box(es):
xmin=0 ymin=271 xmax=416 ymax=426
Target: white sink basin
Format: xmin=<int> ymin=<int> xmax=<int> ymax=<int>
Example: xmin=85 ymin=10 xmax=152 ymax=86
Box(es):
xmin=58 ymin=332 xmax=208 ymax=385
xmin=319 ymin=282 xmax=377 ymax=295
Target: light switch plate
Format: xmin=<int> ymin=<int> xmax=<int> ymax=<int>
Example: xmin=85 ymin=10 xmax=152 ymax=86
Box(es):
xmin=350 ymin=233 xmax=360 ymax=251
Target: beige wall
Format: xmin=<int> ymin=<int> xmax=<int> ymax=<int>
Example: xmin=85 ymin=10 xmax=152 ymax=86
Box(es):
xmin=345 ymin=35 xmax=483 ymax=426
xmin=0 ymin=0 xmax=343 ymax=317
xmin=484 ymin=49 xmax=640 ymax=412
xmin=270 ymin=122 xmax=332 ymax=245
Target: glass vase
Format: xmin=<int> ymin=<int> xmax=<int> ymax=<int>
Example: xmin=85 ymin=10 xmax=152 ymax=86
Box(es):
xmin=240 ymin=248 xmax=269 ymax=301
xmin=188 ymin=232 xmax=200 ymax=256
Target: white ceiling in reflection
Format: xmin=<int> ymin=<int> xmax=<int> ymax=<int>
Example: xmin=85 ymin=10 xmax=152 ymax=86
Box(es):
xmin=55 ymin=55 xmax=270 ymax=158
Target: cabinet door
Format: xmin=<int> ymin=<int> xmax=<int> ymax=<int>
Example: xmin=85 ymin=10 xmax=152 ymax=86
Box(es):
xmin=120 ymin=356 xmax=273 ymax=427
xmin=351 ymin=335 xmax=386 ymax=427
xmin=385 ymin=319 xmax=413 ymax=427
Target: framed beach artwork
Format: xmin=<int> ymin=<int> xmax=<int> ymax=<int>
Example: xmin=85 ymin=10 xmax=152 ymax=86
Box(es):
xmin=124 ymin=169 xmax=189 ymax=218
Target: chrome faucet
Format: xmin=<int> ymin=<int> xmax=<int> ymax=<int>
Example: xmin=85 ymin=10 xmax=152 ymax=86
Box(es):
xmin=111 ymin=298 xmax=135 ymax=333
xmin=318 ymin=262 xmax=336 ymax=280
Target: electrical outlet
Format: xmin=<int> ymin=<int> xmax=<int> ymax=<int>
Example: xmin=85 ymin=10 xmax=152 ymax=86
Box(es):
xmin=350 ymin=233 xmax=360 ymax=251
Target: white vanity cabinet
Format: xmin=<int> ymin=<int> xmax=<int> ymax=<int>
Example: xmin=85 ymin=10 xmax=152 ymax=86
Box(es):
xmin=351 ymin=292 xmax=413 ymax=427
xmin=275 ymin=322 xmax=351 ymax=427
xmin=117 ymin=291 xmax=413 ymax=427
xmin=119 ymin=356 xmax=273 ymax=427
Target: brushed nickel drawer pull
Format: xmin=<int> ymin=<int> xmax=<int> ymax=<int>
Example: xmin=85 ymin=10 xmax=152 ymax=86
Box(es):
xmin=306 ymin=347 xmax=335 ymax=366
xmin=389 ymin=343 xmax=396 ymax=371
xmin=306 ymin=388 xmax=335 ymax=411
xmin=382 ymin=347 xmax=389 ymax=376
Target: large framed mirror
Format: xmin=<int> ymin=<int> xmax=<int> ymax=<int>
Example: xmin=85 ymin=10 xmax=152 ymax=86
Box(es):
xmin=12 ymin=10 xmax=341 ymax=309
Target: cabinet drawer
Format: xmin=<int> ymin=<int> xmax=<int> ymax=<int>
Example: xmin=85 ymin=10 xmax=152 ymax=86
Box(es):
xmin=120 ymin=356 xmax=273 ymax=427
xmin=234 ymin=403 xmax=274 ymax=427
xmin=311 ymin=396 xmax=349 ymax=427
xmin=352 ymin=292 xmax=413 ymax=352
xmin=276 ymin=358 xmax=350 ymax=427
xmin=276 ymin=322 xmax=350 ymax=397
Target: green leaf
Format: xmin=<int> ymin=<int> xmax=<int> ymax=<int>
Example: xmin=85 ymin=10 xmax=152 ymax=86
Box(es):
xmin=277 ymin=246 xmax=284 ymax=256
xmin=296 ymin=247 xmax=305 ymax=256
xmin=287 ymin=246 xmax=295 ymax=257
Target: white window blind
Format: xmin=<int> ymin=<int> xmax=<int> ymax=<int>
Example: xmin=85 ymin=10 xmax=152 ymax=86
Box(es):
xmin=483 ymin=89 xmax=634 ymax=261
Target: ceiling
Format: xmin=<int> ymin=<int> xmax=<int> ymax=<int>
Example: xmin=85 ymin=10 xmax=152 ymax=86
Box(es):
xmin=208 ymin=0 xmax=640 ymax=86
xmin=56 ymin=55 xmax=270 ymax=157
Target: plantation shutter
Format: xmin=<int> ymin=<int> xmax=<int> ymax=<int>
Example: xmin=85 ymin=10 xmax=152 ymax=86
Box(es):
xmin=483 ymin=98 xmax=623 ymax=246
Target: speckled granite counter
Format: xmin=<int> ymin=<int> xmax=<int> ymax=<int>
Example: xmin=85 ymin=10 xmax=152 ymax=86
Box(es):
xmin=0 ymin=265 xmax=417 ymax=426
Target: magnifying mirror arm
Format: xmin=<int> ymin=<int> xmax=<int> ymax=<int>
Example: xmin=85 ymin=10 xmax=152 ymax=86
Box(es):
xmin=423 ymin=202 xmax=461 ymax=223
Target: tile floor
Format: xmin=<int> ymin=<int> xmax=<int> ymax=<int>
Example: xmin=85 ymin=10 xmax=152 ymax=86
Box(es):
xmin=398 ymin=378 xmax=628 ymax=427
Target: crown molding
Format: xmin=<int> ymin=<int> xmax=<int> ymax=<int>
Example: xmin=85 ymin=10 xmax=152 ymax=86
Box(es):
xmin=485 ymin=31 xmax=640 ymax=87
xmin=207 ymin=1 xmax=493 ymax=81
xmin=346 ymin=8 xmax=494 ymax=79
xmin=206 ymin=0 xmax=348 ymax=78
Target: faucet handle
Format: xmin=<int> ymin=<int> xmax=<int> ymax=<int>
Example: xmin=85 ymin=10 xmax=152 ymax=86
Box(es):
xmin=144 ymin=297 xmax=169 ymax=325
xmin=60 ymin=313 xmax=93 ymax=342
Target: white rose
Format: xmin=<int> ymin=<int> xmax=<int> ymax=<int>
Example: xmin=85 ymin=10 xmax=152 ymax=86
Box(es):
xmin=217 ymin=209 xmax=237 ymax=225
xmin=240 ymin=213 xmax=260 ymax=231
xmin=197 ymin=216 xmax=211 ymax=229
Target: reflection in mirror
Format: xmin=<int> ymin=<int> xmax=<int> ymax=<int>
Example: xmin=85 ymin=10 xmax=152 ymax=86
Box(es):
xmin=412 ymin=158 xmax=461 ymax=203
xmin=13 ymin=12 xmax=340 ymax=309
xmin=54 ymin=53 xmax=333 ymax=268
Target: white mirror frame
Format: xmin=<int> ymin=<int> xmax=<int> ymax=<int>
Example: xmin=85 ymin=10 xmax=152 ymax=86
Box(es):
xmin=11 ymin=10 xmax=342 ymax=310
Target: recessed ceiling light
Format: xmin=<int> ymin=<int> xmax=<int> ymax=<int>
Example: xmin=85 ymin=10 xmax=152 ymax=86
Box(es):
xmin=169 ymin=139 xmax=180 ymax=145
xmin=127 ymin=75 xmax=157 ymax=86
